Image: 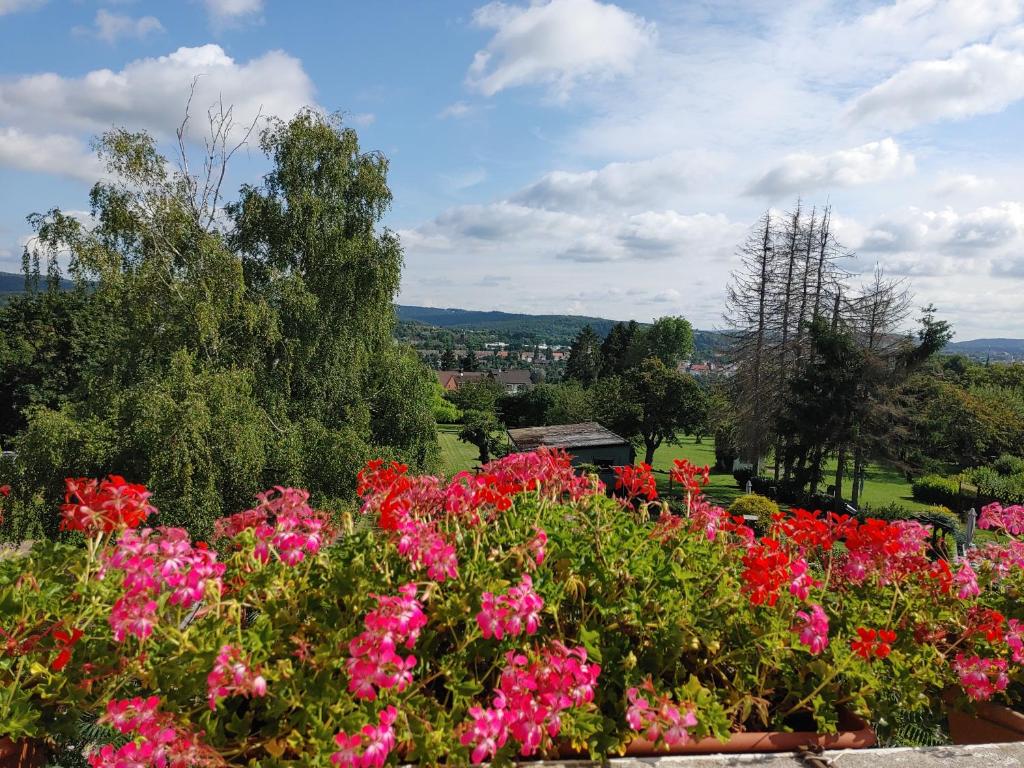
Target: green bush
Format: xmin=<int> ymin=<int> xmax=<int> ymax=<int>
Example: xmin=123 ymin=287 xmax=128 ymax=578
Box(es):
xmin=728 ymin=493 xmax=780 ymax=532
xmin=966 ymin=466 xmax=1024 ymax=506
xmin=911 ymin=474 xmax=961 ymax=508
xmin=992 ymin=454 xmax=1024 ymax=477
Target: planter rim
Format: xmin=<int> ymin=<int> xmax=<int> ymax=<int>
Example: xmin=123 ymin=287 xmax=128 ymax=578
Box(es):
xmin=561 ymin=708 xmax=875 ymax=758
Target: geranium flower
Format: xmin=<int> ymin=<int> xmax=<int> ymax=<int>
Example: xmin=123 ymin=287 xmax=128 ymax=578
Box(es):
xmin=954 ymin=654 xmax=1009 ymax=701
xmin=60 ymin=475 xmax=155 ymax=534
xmin=850 ymin=627 xmax=896 ymax=660
xmin=793 ymin=604 xmax=829 ymax=655
xmin=614 ymin=464 xmax=658 ymax=502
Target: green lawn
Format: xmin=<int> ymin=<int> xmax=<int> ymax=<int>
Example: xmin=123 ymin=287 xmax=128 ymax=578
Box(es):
xmin=437 ymin=427 xmax=925 ymax=514
xmin=437 ymin=424 xmax=481 ymax=476
xmin=649 ymin=436 xmax=928 ymax=512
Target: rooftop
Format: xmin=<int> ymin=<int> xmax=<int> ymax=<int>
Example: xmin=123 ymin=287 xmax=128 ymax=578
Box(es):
xmin=507 ymin=421 xmax=629 ymax=452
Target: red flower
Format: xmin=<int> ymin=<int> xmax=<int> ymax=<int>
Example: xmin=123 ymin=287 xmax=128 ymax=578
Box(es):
xmin=614 ymin=464 xmax=658 ymax=502
xmin=50 ymin=626 xmax=84 ymax=671
xmin=60 ymin=475 xmax=155 ymax=534
xmin=670 ymin=459 xmax=709 ymax=497
xmin=0 ymin=484 xmax=10 ymax=497
xmin=851 ymin=627 xmax=896 ymax=660
xmin=741 ymin=538 xmax=791 ymax=606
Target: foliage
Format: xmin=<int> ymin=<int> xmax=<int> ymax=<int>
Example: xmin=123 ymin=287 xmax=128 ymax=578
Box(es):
xmin=457 ymin=410 xmax=502 ymax=464
xmin=447 ymin=380 xmax=504 ymax=415
xmin=6 ymin=461 xmax=1024 ymax=764
xmin=564 ymin=325 xmax=603 ymax=386
xmin=0 ymin=110 xmax=440 ymax=540
xmin=911 ymin=475 xmax=962 ymax=508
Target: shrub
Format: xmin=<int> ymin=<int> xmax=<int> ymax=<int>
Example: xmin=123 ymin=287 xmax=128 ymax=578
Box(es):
xmin=728 ymin=493 xmax=780 ymax=533
xmin=992 ymin=455 xmax=1024 ymax=477
xmin=966 ymin=466 xmax=1024 ymax=506
xmin=912 ymin=474 xmax=961 ymax=508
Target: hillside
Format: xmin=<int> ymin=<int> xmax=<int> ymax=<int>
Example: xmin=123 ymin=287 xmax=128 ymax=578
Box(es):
xmin=944 ymin=338 xmax=1024 ymax=362
xmin=395 ymin=305 xmax=620 ymax=340
xmin=0 ymin=270 xmax=76 ymax=299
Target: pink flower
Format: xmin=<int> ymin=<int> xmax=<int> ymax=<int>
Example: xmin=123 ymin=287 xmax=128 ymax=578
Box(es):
xmin=207 ymin=644 xmax=268 ymax=710
xmin=793 ymin=604 xmax=829 ymax=655
xmin=954 ymin=561 xmax=981 ymax=599
xmin=529 ymin=527 xmax=547 ymax=566
xmin=330 ymin=707 xmax=397 ymax=768
xmin=345 ymin=584 xmax=426 ymax=700
xmin=954 ymin=653 xmax=1009 ymax=701
xmin=1008 ymin=619 xmax=1024 ymax=663
xmin=104 ymin=527 xmax=225 ymax=643
xmin=978 ymin=502 xmax=1024 ymax=536
xmin=460 ymin=705 xmax=509 ymax=764
xmin=476 ymin=574 xmax=544 ymax=640
xmin=625 ymin=681 xmax=698 ymax=748
xmin=216 ymin=487 xmax=332 ymax=567
xmin=788 ymin=557 xmax=818 ymax=601
xmin=90 ymin=697 xmax=222 ymax=768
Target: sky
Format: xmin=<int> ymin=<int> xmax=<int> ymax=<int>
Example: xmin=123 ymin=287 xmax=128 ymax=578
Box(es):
xmin=1 ymin=0 xmax=1023 ymax=339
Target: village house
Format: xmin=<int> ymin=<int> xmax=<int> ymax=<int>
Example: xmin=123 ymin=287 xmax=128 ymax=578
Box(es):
xmin=435 ymin=369 xmax=534 ymax=393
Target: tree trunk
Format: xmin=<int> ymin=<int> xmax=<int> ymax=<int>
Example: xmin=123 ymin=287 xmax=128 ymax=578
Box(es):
xmin=851 ymin=447 xmax=863 ymax=508
xmin=644 ymin=440 xmax=657 ymax=466
xmin=834 ymin=444 xmax=846 ymax=511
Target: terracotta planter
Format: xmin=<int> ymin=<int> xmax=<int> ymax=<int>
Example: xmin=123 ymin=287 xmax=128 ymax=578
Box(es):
xmin=561 ymin=708 xmax=875 ymax=758
xmin=948 ymin=701 xmax=1024 ymax=745
xmin=0 ymin=738 xmax=47 ymax=768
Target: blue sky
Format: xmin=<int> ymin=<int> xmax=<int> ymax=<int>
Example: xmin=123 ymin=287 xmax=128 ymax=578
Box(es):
xmin=1 ymin=0 xmax=1023 ymax=338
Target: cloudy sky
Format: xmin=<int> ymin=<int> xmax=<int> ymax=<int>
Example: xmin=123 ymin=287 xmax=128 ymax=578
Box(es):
xmin=1 ymin=0 xmax=1023 ymax=338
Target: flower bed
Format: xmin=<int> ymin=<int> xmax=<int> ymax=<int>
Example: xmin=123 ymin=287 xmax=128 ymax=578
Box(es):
xmin=2 ymin=457 xmax=1024 ymax=766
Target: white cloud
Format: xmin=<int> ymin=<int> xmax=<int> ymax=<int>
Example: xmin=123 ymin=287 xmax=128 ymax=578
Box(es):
xmin=438 ymin=101 xmax=475 ymax=119
xmin=76 ymin=10 xmax=164 ymax=44
xmin=855 ymin=202 xmax=1024 ymax=276
xmin=0 ymin=44 xmax=315 ymax=139
xmin=847 ymin=42 xmax=1024 ymax=130
xmin=0 ymin=0 xmax=45 ymax=15
xmin=467 ymin=0 xmax=655 ymax=98
xmin=747 ymin=138 xmax=915 ymax=198
xmin=202 ymin=0 xmax=263 ymax=24
xmin=0 ymin=128 xmax=105 ymax=182
xmin=511 ymin=150 xmax=722 ymax=212
xmin=931 ymin=172 xmax=995 ymax=198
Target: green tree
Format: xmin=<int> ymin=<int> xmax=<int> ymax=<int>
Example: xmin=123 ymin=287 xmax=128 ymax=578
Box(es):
xmin=599 ymin=320 xmax=642 ymax=377
xmin=641 ymin=316 xmax=694 ymax=368
xmin=593 ymin=359 xmax=706 ymax=464
xmin=458 ymin=409 xmax=502 ymax=464
xmin=440 ymin=345 xmax=457 ymax=370
xmin=2 ymin=108 xmax=439 ymax=540
xmin=565 ymin=324 xmax=603 ymax=386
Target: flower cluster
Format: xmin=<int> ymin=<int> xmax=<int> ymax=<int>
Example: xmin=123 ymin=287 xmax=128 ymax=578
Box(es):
xmin=793 ymin=604 xmax=829 ymax=655
xmin=346 ymin=584 xmax=427 ymax=701
xmin=979 ymin=502 xmax=1024 ymax=537
xmin=953 ymin=561 xmax=980 ymax=599
xmin=460 ymin=642 xmax=600 ymax=763
xmin=528 ymin=527 xmax=547 ymax=566
xmin=741 ymin=538 xmax=792 ymax=606
xmin=214 ymin=487 xmax=330 ymax=566
xmin=850 ymin=627 xmax=896 ymax=660
xmin=687 ymin=497 xmax=731 ymax=541
xmin=60 ymin=475 xmax=155 ymax=534
xmin=104 ymin=527 xmax=225 ymax=642
xmin=625 ymin=681 xmax=699 ymax=748
xmin=207 ymin=644 xmax=267 ymax=710
xmin=614 ymin=463 xmax=658 ymax=501
xmin=954 ymin=654 xmax=1009 ymax=701
xmin=841 ymin=518 xmax=930 ymax=584
xmin=331 ymin=706 xmax=398 ymax=768
xmin=90 ymin=696 xmax=222 ymax=768
xmin=778 ymin=509 xmax=853 ymax=553
xmin=670 ymin=459 xmax=710 ymax=502
xmin=476 ymin=574 xmax=544 ymax=640
xmin=50 ymin=625 xmax=84 ymax=672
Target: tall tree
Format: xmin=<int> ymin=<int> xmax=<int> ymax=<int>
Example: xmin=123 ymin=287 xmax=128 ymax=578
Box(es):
xmin=565 ymin=324 xmax=603 ymax=386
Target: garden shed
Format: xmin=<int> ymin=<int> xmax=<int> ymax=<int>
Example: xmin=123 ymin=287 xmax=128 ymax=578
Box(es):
xmin=506 ymin=422 xmax=634 ymax=471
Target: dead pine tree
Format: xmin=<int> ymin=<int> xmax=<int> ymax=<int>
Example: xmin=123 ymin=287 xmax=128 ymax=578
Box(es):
xmin=725 ymin=212 xmax=779 ymax=476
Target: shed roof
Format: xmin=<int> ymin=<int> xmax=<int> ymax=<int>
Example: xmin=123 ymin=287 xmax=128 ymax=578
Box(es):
xmin=507 ymin=422 xmax=629 ymax=452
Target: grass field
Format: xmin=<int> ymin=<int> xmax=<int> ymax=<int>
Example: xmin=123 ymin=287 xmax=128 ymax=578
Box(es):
xmin=438 ymin=426 xmax=926 ymax=513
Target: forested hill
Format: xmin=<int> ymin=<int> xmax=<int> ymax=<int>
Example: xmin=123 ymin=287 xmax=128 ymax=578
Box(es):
xmin=0 ymin=270 xmax=75 ymax=298
xmin=395 ymin=305 xmax=620 ymax=338
xmin=944 ymin=338 xmax=1024 ymax=361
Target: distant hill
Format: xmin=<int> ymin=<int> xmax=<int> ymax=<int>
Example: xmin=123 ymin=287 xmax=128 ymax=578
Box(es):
xmin=395 ymin=305 xmax=621 ymax=340
xmin=944 ymin=338 xmax=1024 ymax=361
xmin=0 ymin=270 xmax=75 ymax=299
